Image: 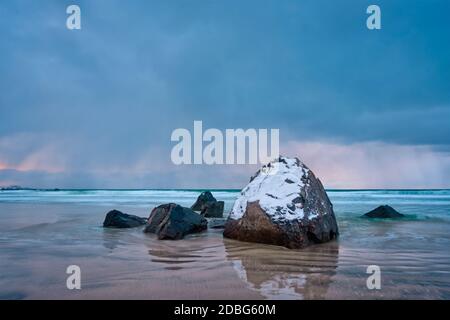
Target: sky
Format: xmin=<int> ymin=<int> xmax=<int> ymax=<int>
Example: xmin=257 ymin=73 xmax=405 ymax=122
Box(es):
xmin=0 ymin=0 xmax=450 ymax=189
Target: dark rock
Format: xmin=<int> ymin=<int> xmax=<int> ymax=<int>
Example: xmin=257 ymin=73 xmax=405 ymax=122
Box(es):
xmin=208 ymin=218 xmax=227 ymax=229
xmin=191 ymin=191 xmax=224 ymax=218
xmin=363 ymin=205 xmax=405 ymax=218
xmin=223 ymin=156 xmax=339 ymax=249
xmin=144 ymin=203 xmax=208 ymax=240
xmin=103 ymin=210 xmax=147 ymax=228
xmin=191 ymin=191 xmax=217 ymax=211
xmin=202 ymin=201 xmax=225 ymax=218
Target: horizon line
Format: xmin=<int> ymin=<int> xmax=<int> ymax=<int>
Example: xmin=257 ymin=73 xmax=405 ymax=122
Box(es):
xmin=1 ymin=187 xmax=450 ymax=192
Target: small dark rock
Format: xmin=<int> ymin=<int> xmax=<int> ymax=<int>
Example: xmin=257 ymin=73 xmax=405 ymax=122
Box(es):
xmin=103 ymin=210 xmax=147 ymax=228
xmin=144 ymin=203 xmax=208 ymax=240
xmin=208 ymin=218 xmax=227 ymax=229
xmin=363 ymin=205 xmax=405 ymax=218
xmin=201 ymin=201 xmax=225 ymax=218
xmin=191 ymin=191 xmax=217 ymax=211
xmin=191 ymin=191 xmax=224 ymax=218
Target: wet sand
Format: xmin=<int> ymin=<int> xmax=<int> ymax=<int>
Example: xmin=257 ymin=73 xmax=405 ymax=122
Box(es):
xmin=0 ymin=201 xmax=449 ymax=299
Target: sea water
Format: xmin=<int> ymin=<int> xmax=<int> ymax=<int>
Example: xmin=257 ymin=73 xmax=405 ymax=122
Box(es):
xmin=0 ymin=189 xmax=449 ymax=299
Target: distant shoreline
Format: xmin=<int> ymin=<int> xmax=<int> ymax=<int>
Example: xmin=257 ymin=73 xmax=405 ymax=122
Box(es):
xmin=1 ymin=187 xmax=450 ymax=192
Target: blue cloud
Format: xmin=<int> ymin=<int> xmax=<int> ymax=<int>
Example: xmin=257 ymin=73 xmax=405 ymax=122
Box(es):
xmin=0 ymin=0 xmax=449 ymax=187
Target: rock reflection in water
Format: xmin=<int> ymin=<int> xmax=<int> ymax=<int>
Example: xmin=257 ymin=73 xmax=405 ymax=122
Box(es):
xmin=146 ymin=231 xmax=227 ymax=271
xmin=102 ymin=228 xmax=125 ymax=251
xmin=225 ymin=239 xmax=339 ymax=299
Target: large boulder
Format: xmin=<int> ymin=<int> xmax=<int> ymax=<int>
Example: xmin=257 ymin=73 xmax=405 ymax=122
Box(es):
xmin=363 ymin=205 xmax=405 ymax=218
xmin=144 ymin=203 xmax=208 ymax=240
xmin=191 ymin=191 xmax=224 ymax=218
xmin=223 ymin=156 xmax=339 ymax=249
xmin=103 ymin=210 xmax=147 ymax=228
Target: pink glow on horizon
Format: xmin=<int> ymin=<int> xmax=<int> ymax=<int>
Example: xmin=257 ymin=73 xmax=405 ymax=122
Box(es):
xmin=281 ymin=141 xmax=450 ymax=189
xmin=2 ymin=132 xmax=450 ymax=189
xmin=0 ymin=152 xmax=65 ymax=174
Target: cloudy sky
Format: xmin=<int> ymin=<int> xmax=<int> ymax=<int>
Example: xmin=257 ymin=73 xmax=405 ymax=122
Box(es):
xmin=1 ymin=0 xmax=449 ymax=189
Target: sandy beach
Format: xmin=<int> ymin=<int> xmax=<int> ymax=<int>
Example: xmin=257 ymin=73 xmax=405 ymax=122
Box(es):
xmin=0 ymin=189 xmax=449 ymax=300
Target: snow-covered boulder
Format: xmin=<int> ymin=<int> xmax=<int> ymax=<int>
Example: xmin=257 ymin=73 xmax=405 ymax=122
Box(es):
xmin=223 ymin=156 xmax=339 ymax=249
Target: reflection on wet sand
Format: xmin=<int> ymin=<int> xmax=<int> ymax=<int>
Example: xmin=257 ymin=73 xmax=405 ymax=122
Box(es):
xmin=146 ymin=233 xmax=221 ymax=271
xmin=225 ymin=239 xmax=339 ymax=299
xmin=141 ymin=231 xmax=264 ymax=299
xmin=102 ymin=228 xmax=122 ymax=251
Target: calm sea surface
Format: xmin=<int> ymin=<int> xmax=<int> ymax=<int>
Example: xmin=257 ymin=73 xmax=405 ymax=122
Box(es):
xmin=0 ymin=189 xmax=449 ymax=299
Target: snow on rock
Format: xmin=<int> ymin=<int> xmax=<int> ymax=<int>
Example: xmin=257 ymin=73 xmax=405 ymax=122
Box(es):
xmin=230 ymin=157 xmax=311 ymax=221
xmin=224 ymin=156 xmax=339 ymax=249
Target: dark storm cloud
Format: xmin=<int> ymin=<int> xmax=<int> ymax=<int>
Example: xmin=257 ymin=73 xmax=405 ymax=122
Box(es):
xmin=0 ymin=0 xmax=449 ymax=188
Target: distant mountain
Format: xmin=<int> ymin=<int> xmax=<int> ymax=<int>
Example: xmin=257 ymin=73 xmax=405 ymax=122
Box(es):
xmin=0 ymin=186 xmax=62 ymax=191
xmin=0 ymin=185 xmax=23 ymax=190
xmin=0 ymin=185 xmax=37 ymax=191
